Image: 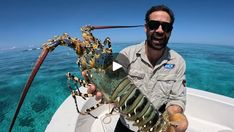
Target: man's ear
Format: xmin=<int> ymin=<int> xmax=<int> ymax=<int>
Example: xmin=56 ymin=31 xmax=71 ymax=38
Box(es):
xmin=144 ymin=23 xmax=147 ymax=32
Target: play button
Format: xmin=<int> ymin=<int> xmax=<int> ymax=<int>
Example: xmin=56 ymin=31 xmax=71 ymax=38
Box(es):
xmin=112 ymin=52 xmax=129 ymax=72
xmin=112 ymin=61 xmax=123 ymax=71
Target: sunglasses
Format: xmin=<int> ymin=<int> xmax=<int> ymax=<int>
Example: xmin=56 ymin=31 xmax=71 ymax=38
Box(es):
xmin=147 ymin=20 xmax=173 ymax=32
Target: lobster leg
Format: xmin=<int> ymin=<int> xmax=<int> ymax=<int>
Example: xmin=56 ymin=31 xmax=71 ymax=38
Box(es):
xmin=66 ymin=72 xmax=89 ymax=88
xmin=66 ymin=72 xmax=101 ymax=118
xmin=71 ymin=91 xmax=99 ymax=119
xmin=66 ymin=72 xmax=94 ymax=99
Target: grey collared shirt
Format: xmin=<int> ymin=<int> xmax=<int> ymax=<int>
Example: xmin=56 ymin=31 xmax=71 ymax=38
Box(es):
xmin=119 ymin=41 xmax=186 ymax=111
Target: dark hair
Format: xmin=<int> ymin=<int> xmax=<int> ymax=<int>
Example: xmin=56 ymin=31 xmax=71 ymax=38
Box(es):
xmin=145 ymin=5 xmax=175 ymax=24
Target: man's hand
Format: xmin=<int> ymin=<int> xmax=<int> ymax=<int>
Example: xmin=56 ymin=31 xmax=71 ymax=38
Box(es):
xmin=167 ymin=105 xmax=188 ymax=132
xmin=82 ymin=71 xmax=102 ymax=100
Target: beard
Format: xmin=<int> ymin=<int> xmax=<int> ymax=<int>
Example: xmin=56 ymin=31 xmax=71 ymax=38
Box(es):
xmin=146 ymin=32 xmax=169 ymax=50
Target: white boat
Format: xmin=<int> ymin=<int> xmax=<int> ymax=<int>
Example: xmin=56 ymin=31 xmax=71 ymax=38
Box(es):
xmin=46 ymin=87 xmax=234 ymax=132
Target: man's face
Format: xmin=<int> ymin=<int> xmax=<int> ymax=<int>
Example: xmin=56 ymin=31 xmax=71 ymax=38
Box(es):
xmin=145 ymin=11 xmax=172 ymax=50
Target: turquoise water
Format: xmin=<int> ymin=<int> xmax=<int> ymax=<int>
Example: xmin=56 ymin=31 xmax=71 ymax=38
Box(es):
xmin=0 ymin=43 xmax=234 ymax=132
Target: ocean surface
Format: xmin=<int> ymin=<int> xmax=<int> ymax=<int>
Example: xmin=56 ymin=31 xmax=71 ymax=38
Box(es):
xmin=0 ymin=42 xmax=234 ymax=132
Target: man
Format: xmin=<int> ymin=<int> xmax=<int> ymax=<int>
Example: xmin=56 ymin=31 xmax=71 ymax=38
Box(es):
xmin=86 ymin=5 xmax=188 ymax=132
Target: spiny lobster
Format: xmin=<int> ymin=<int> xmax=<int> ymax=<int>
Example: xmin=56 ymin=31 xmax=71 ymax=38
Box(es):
xmin=9 ymin=25 xmax=179 ymax=132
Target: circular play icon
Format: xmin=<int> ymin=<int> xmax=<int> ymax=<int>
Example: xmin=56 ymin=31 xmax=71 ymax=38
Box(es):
xmin=112 ymin=52 xmax=130 ymax=72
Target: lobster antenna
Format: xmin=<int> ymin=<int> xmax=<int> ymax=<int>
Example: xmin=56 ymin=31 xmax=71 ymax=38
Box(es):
xmin=9 ymin=48 xmax=50 ymax=132
xmin=92 ymin=25 xmax=144 ymax=29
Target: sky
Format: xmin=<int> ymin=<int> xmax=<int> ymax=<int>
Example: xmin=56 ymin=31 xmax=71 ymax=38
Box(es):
xmin=0 ymin=0 xmax=234 ymax=49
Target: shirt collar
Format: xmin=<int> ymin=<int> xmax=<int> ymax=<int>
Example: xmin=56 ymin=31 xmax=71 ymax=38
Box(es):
xmin=136 ymin=42 xmax=174 ymax=68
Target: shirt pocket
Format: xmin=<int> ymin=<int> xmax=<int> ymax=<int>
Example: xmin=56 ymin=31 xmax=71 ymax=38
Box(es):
xmin=156 ymin=74 xmax=177 ymax=95
xmin=128 ymin=70 xmax=145 ymax=87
